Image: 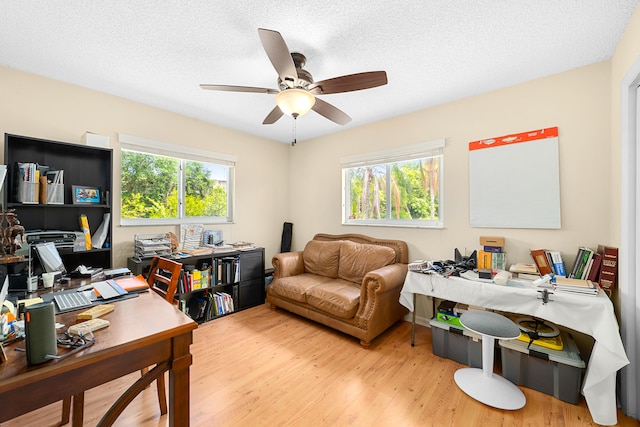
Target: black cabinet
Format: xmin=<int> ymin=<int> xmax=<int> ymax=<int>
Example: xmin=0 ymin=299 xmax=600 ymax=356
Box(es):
xmin=127 ymin=247 xmax=265 ymax=322
xmin=237 ymin=249 xmax=265 ymax=309
xmin=3 ymin=134 xmax=113 ymax=273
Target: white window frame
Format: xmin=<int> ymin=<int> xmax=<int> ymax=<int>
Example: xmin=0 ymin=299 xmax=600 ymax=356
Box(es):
xmin=341 ymin=139 xmax=445 ymax=228
xmin=119 ymin=133 xmax=236 ymax=226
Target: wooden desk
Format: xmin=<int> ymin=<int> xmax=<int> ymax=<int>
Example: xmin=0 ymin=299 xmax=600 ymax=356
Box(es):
xmin=0 ymin=290 xmax=197 ymax=426
xmin=400 ymin=272 xmax=629 ymax=426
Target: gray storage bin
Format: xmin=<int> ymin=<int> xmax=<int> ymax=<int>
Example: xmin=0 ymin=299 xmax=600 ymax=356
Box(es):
xmin=499 ymin=331 xmax=585 ymax=404
xmin=429 ymin=317 xmax=483 ymax=368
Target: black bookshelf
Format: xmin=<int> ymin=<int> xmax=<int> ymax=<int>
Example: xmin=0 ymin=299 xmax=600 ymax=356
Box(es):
xmin=3 ymin=133 xmax=113 ymax=271
xmin=127 ymin=247 xmax=265 ymax=323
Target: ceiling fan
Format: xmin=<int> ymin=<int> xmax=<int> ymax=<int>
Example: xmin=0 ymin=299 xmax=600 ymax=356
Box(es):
xmin=200 ymin=28 xmax=388 ymax=127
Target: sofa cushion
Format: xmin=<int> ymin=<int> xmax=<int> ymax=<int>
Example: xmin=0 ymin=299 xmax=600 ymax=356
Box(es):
xmin=268 ymin=273 xmax=333 ymax=303
xmin=303 ymin=240 xmax=343 ymax=278
xmin=338 ymin=241 xmax=396 ymax=284
xmin=306 ymin=279 xmax=361 ymax=319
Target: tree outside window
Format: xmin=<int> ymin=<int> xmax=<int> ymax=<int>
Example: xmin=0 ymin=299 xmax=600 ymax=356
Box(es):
xmin=121 ymin=150 xmax=231 ymax=223
xmin=344 ymin=154 xmax=442 ymax=227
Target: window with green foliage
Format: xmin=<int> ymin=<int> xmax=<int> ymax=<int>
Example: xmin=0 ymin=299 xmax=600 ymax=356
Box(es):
xmin=119 ymin=134 xmax=235 ymax=225
xmin=342 ymin=140 xmax=444 ymax=227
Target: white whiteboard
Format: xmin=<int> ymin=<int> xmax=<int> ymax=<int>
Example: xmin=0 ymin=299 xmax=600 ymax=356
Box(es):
xmin=469 ymin=127 xmax=561 ymax=229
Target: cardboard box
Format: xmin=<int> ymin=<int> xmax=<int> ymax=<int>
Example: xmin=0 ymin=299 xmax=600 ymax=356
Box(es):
xmin=480 ymin=236 xmax=505 ymax=247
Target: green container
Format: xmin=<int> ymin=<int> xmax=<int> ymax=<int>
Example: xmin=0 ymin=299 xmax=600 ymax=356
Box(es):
xmin=436 ymin=311 xmax=463 ymax=328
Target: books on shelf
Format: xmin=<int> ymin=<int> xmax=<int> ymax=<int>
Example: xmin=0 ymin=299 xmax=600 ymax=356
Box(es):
xmin=180 ymin=289 xmax=235 ymax=322
xmin=177 ymin=256 xmax=241 ymax=293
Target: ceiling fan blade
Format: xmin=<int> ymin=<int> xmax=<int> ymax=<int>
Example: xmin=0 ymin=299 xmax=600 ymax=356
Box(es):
xmin=312 ymin=98 xmax=352 ymax=125
xmin=263 ymin=106 xmax=284 ymax=125
xmin=200 ymin=84 xmax=278 ymax=94
xmin=309 ymin=71 xmax=388 ymax=95
xmin=258 ymin=28 xmax=297 ymax=85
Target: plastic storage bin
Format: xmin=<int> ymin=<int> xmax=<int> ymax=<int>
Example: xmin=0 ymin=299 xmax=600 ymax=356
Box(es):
xmin=499 ymin=331 xmax=585 ymax=404
xmin=429 ymin=317 xmax=482 ymax=368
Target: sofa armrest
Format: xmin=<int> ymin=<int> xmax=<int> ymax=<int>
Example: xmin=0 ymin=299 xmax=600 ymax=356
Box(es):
xmin=357 ymin=263 xmax=408 ymax=320
xmin=272 ymin=251 xmax=305 ymax=278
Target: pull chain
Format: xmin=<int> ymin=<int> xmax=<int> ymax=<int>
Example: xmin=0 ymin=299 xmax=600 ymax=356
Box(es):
xmin=291 ymin=114 xmax=298 ymax=146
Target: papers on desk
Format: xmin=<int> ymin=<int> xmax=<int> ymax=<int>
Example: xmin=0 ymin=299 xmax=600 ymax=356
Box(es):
xmin=93 ymin=280 xmax=128 ymax=299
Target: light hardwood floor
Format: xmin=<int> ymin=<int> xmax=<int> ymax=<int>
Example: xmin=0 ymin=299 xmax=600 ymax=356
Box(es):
xmin=3 ymin=304 xmax=638 ymax=426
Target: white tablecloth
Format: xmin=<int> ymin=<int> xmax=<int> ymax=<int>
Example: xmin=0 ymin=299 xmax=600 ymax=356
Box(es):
xmin=400 ymin=272 xmax=629 ymax=426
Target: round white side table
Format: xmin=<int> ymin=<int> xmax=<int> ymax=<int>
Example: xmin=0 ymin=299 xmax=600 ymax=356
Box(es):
xmin=454 ymin=310 xmax=526 ymax=410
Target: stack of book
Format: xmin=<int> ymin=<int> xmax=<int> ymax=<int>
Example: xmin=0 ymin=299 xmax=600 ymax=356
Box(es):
xmin=553 ymin=277 xmax=600 ymax=296
xmin=509 ymin=263 xmax=540 ymax=280
xmin=477 ymin=236 xmax=507 ymax=270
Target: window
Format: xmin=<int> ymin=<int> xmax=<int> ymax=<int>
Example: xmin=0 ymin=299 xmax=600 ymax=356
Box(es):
xmin=342 ymin=140 xmax=444 ymax=227
xmin=119 ymin=134 xmax=235 ymax=225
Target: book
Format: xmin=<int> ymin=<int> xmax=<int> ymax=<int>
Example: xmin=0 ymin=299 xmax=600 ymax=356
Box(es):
xmin=549 ymin=251 xmax=566 ymax=277
xmin=530 ymin=249 xmax=553 ymax=276
xmin=575 ymin=247 xmax=593 ymax=279
xmin=491 ymin=252 xmax=506 ymax=270
xmin=477 ymin=250 xmax=491 ymax=269
xmin=509 ymin=263 xmax=539 ymax=274
xmin=570 ymin=247 xmax=593 ymax=279
xmin=587 ymin=253 xmax=602 ymax=282
xmin=597 ymin=245 xmax=618 ymax=291
xmin=517 ymin=272 xmax=541 ymax=281
xmin=114 ymin=274 xmax=150 ymax=292
xmin=553 ymin=277 xmax=600 ymax=295
xmin=580 ymin=249 xmax=594 ymax=279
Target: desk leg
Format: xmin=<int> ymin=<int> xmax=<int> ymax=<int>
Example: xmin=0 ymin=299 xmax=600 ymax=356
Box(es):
xmin=411 ymin=293 xmax=416 ymax=347
xmin=169 ymin=332 xmax=193 ymax=427
xmin=72 ymin=392 xmax=84 ymax=427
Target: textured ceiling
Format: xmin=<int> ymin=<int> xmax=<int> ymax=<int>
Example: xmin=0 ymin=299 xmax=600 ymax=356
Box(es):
xmin=0 ymin=1 xmax=638 ymax=144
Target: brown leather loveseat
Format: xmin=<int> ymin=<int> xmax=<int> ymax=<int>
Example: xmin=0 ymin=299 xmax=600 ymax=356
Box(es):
xmin=266 ymin=233 xmax=409 ymax=348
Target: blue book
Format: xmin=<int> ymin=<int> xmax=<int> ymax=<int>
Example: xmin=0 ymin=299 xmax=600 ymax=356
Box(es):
xmin=550 ymin=251 xmax=566 ymax=277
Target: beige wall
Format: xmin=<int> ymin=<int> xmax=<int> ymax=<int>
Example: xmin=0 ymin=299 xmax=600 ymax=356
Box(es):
xmin=0 ymin=65 xmax=291 ymax=268
xmin=290 ymin=62 xmax=612 ymax=267
xmin=609 ymin=5 xmax=640 ymax=315
xmin=288 ymin=61 xmax=613 ymax=321
xmin=611 ymin=3 xmax=640 ymax=247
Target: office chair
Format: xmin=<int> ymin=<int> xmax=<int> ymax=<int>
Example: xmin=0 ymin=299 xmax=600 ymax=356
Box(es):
xmin=61 ymin=256 xmax=183 ymax=424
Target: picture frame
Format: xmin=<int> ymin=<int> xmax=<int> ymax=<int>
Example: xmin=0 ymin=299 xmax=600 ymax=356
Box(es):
xmin=72 ymin=185 xmax=101 ymax=204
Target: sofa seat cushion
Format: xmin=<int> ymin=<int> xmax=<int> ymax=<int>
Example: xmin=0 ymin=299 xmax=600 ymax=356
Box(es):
xmin=306 ymin=279 xmax=361 ymax=319
xmin=303 ymin=240 xmax=343 ymax=278
xmin=338 ymin=241 xmax=396 ymax=284
xmin=269 ymin=273 xmax=334 ymax=303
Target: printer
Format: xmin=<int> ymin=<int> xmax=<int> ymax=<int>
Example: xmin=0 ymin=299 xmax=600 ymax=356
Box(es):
xmin=16 ymin=230 xmax=86 ymax=256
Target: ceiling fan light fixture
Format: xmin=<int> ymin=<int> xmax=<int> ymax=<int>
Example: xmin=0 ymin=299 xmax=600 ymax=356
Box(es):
xmin=276 ymin=88 xmax=315 ymax=118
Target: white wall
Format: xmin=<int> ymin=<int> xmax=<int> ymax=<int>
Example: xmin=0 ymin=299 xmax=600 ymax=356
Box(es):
xmin=0 ymin=65 xmax=291 ymax=268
